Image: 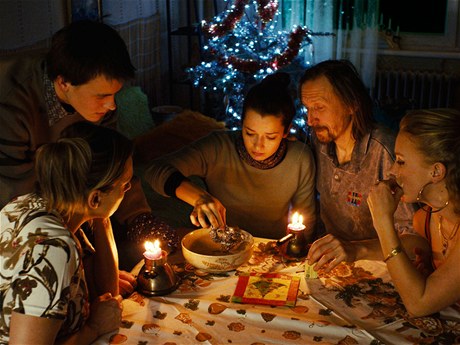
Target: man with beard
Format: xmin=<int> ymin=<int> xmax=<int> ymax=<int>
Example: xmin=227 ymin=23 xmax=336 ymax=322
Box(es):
xmin=299 ymin=60 xmax=425 ymax=273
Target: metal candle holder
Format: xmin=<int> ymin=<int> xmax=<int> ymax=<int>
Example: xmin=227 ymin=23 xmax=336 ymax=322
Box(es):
xmin=137 ymin=250 xmax=180 ymax=296
xmin=277 ymin=226 xmax=309 ymax=258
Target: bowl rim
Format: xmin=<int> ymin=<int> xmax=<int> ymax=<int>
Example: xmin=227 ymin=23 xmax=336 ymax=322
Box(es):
xmin=181 ymin=228 xmax=254 ymax=260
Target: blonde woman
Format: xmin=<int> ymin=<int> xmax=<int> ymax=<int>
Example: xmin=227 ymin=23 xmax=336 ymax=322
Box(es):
xmin=368 ymin=108 xmax=460 ymax=316
xmin=0 ymin=123 xmax=133 ymax=344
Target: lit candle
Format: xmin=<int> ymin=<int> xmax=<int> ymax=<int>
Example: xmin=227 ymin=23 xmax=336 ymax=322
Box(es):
xmin=144 ymin=240 xmax=162 ymax=260
xmin=288 ymin=212 xmax=306 ymax=231
xmin=285 ymin=212 xmax=308 ymax=258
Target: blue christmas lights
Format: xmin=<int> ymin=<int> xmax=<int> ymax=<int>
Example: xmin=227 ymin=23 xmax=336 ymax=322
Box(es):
xmin=187 ymin=0 xmax=332 ymax=137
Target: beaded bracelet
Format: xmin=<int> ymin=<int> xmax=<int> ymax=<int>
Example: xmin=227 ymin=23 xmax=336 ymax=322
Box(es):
xmin=383 ymin=244 xmax=403 ymax=263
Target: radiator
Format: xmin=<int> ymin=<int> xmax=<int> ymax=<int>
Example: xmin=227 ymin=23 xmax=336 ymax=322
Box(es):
xmin=373 ymin=70 xmax=457 ymax=109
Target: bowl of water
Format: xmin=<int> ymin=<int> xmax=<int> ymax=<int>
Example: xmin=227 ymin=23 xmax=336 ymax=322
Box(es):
xmin=181 ymin=228 xmax=254 ymax=272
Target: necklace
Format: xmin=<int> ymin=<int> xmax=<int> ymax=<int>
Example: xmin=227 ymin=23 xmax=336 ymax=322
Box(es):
xmin=438 ymin=216 xmax=460 ymax=256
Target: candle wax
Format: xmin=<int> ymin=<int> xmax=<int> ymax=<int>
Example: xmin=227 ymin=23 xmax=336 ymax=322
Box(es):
xmin=288 ymin=223 xmax=306 ymax=232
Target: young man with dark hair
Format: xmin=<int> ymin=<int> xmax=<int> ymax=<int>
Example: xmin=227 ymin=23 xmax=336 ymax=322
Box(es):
xmin=0 ymin=21 xmax=178 ymax=291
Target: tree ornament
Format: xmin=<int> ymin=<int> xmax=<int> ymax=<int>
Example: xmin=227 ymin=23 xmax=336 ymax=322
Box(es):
xmin=188 ymin=0 xmax=333 ymax=133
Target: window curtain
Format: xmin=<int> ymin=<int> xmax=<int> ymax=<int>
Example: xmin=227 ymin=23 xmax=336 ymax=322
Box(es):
xmin=174 ymin=0 xmax=379 ymax=92
xmin=158 ymin=0 xmax=218 ymax=107
xmin=102 ymin=1 xmax=162 ymax=106
xmin=0 ymin=0 xmax=66 ymax=52
xmin=0 ymin=0 xmax=164 ymax=105
xmin=280 ymin=0 xmax=379 ymax=91
xmin=163 ymin=0 xmax=379 ymax=111
xmin=0 ymin=0 xmax=378 ymax=104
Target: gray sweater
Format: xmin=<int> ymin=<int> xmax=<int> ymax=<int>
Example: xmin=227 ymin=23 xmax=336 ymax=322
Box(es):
xmin=145 ymin=130 xmax=316 ymax=239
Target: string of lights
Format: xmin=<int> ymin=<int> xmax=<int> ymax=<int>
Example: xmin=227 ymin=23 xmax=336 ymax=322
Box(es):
xmin=187 ymin=0 xmax=333 ymax=134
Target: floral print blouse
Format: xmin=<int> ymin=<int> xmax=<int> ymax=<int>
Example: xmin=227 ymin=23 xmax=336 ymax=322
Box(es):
xmin=0 ymin=193 xmax=89 ymax=343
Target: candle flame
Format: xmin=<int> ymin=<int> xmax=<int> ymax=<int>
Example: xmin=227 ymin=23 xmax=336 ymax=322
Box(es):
xmin=292 ymin=212 xmax=304 ymax=225
xmin=145 ymin=239 xmax=161 ymax=251
xmin=143 ymin=239 xmax=162 ymax=260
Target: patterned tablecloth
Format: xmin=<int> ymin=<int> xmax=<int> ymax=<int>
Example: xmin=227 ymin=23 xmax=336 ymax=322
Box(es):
xmin=93 ymin=238 xmax=460 ymax=345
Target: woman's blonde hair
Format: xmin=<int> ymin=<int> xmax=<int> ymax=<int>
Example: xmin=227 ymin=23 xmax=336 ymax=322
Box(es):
xmin=35 ymin=123 xmax=133 ymax=219
xmin=399 ymin=108 xmax=460 ymax=213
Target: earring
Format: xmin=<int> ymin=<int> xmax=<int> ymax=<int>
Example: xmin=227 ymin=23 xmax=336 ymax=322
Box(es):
xmin=417 ymin=182 xmax=449 ymax=213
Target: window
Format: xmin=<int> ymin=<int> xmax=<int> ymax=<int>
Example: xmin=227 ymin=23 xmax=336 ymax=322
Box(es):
xmin=380 ymin=0 xmax=459 ymax=50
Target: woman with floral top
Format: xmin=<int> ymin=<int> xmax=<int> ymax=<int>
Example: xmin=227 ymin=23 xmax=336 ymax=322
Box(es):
xmin=0 ymin=122 xmax=133 ymax=344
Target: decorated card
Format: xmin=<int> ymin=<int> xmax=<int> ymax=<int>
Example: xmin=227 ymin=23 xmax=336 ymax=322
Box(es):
xmin=231 ymin=272 xmax=300 ymax=306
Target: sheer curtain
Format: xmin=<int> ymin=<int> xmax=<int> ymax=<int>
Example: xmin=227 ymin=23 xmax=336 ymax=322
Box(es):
xmin=184 ymin=0 xmax=379 ymax=91
xmin=0 ymin=0 xmax=66 ymax=52
xmin=163 ymin=0 xmax=379 ymax=110
xmin=0 ymin=0 xmax=164 ymax=106
xmin=102 ymin=1 xmax=162 ymax=105
xmin=0 ymin=0 xmax=379 ymax=104
xmin=280 ymin=0 xmax=379 ymax=91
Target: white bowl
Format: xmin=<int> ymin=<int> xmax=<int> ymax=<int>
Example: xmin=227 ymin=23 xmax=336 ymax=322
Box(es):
xmin=181 ymin=228 xmax=254 ymax=272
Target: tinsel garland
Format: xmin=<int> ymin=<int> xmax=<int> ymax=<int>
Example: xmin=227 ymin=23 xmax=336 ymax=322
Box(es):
xmin=203 ymin=0 xmax=279 ymax=37
xmin=211 ymin=26 xmax=308 ymax=73
xmin=257 ymin=0 xmax=279 ymax=28
xmin=188 ymin=0 xmax=334 ymax=132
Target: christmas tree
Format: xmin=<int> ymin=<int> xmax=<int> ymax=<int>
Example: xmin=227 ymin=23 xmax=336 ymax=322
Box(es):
xmin=187 ymin=0 xmax=331 ymax=135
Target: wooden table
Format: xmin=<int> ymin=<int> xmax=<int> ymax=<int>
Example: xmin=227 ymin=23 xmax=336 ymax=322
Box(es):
xmin=93 ymin=237 xmax=460 ymax=344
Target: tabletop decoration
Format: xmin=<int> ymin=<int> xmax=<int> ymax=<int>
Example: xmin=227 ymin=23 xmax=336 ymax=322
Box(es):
xmin=209 ymin=225 xmax=246 ymax=251
xmin=310 ymin=261 xmax=460 ymax=344
xmin=231 ymin=272 xmax=300 ymax=306
xmin=241 ymin=239 xmax=303 ymax=273
xmin=94 ymin=237 xmax=460 ymax=345
xmin=107 ymin=333 xmax=127 ymax=344
xmin=136 ymin=240 xmax=180 ymax=296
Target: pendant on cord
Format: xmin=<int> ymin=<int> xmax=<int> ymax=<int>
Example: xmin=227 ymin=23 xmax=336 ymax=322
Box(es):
xmin=438 ymin=215 xmax=460 ymax=256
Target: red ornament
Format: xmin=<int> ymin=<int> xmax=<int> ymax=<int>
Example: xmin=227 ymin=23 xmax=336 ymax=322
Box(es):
xmin=257 ymin=0 xmax=279 ymax=27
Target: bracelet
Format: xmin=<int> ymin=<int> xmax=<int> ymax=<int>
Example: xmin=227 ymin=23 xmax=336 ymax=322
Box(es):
xmin=383 ymin=245 xmax=403 ymax=263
